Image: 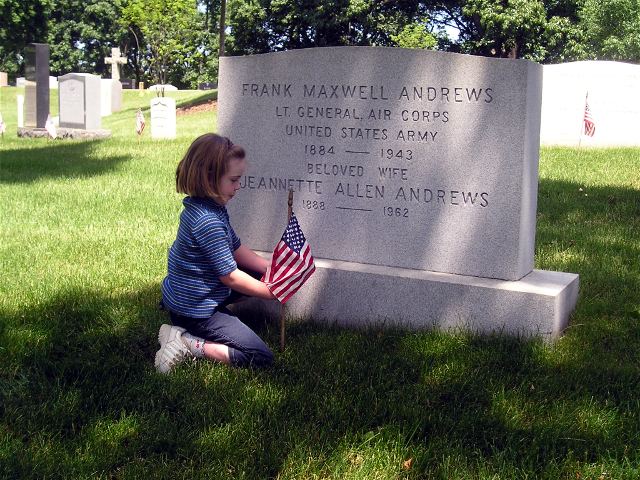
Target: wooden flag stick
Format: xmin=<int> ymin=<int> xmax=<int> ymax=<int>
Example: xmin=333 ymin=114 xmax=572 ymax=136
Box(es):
xmin=280 ymin=189 xmax=294 ymax=352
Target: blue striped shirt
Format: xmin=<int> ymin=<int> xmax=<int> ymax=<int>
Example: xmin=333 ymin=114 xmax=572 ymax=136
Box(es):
xmin=161 ymin=197 xmax=241 ymax=318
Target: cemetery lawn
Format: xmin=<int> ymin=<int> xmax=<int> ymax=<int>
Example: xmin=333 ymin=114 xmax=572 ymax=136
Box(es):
xmin=1 ymin=86 xmax=639 ymax=479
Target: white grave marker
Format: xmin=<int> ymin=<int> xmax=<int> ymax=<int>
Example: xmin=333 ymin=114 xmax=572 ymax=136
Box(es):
xmin=17 ymin=95 xmax=24 ymax=128
xmin=150 ymin=97 xmax=176 ymax=139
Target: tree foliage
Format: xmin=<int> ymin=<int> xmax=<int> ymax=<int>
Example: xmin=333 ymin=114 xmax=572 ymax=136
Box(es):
xmin=121 ymin=0 xmax=197 ymax=89
xmin=1 ymin=0 xmax=638 ymax=87
xmin=0 ymin=0 xmax=52 ymax=75
xmin=391 ymin=22 xmax=439 ymax=50
xmin=46 ymin=0 xmax=128 ymax=76
xmin=579 ymin=0 xmax=640 ymax=62
xmin=431 ymin=0 xmax=583 ymax=62
xmin=226 ymin=0 xmax=435 ymax=54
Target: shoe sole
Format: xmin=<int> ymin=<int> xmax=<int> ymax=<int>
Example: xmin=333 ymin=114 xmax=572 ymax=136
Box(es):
xmin=155 ymin=324 xmax=188 ymax=374
xmin=158 ymin=324 xmax=172 ymax=346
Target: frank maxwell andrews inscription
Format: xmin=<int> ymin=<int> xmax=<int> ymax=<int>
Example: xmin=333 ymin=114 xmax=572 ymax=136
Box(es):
xmin=218 ymin=47 xmax=542 ymax=281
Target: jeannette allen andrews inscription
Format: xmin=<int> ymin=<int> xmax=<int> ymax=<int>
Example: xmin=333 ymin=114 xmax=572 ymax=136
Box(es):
xmin=217 ymin=47 xmax=542 ymax=281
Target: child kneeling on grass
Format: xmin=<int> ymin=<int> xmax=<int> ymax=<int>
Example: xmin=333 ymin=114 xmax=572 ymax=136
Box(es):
xmin=155 ymin=133 xmax=276 ymax=373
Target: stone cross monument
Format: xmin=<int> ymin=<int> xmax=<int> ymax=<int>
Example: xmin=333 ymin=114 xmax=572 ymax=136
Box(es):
xmin=104 ymin=47 xmax=126 ymax=81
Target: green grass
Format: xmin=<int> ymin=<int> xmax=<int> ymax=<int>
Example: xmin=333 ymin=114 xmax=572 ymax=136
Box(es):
xmin=1 ymin=85 xmax=640 ymax=479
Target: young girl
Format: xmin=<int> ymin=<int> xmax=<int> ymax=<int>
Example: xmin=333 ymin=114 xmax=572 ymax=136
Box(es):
xmin=156 ymin=133 xmax=276 ymax=373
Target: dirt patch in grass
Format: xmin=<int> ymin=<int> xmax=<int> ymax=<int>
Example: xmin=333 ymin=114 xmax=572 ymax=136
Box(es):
xmin=176 ymin=100 xmax=217 ymax=116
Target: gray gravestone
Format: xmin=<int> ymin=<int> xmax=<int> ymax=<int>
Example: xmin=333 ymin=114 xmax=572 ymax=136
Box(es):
xmin=220 ymin=47 xmax=539 ymax=280
xmin=58 ymin=73 xmax=101 ymax=130
xmin=100 ymin=79 xmax=123 ymax=116
xmin=24 ymin=43 xmax=50 ymax=128
xmin=218 ymin=47 xmax=579 ymax=339
xmin=120 ymin=78 xmax=134 ymax=89
xmin=111 ymin=79 xmax=123 ymax=112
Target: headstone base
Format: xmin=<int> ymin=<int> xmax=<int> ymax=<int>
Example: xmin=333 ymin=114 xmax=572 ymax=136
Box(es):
xmin=231 ymin=254 xmax=579 ymax=340
xmin=17 ymin=127 xmax=112 ymax=140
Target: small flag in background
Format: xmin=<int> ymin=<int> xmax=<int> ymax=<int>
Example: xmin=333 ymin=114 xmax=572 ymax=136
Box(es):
xmin=262 ymin=212 xmax=315 ymax=304
xmin=45 ymin=115 xmax=57 ymax=139
xmin=583 ymin=95 xmax=595 ymax=137
xmin=136 ymin=109 xmax=145 ymax=135
xmin=0 ymin=112 xmax=6 ymax=135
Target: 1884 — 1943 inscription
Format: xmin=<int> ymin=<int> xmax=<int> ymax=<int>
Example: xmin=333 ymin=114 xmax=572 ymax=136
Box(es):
xmin=218 ymin=47 xmax=542 ymax=281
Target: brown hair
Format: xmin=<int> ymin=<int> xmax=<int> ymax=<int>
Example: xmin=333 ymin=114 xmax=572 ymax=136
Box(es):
xmin=175 ymin=133 xmax=245 ymax=203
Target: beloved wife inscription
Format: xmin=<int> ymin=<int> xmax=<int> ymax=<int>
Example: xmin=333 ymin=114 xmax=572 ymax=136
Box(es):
xmin=218 ymin=47 xmax=542 ymax=280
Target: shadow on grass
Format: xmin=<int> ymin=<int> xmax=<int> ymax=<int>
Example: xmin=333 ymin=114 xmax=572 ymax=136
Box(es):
xmin=1 ymin=282 xmax=639 ymax=478
xmin=0 ymin=140 xmax=130 ymax=184
xmin=536 ymin=176 xmax=640 ymax=351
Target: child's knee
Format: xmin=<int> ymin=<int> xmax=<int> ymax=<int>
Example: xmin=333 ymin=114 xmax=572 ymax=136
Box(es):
xmin=233 ymin=346 xmax=274 ymax=368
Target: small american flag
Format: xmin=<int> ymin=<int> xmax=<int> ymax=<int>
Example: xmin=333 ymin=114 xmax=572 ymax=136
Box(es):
xmin=136 ymin=109 xmax=145 ymax=135
xmin=262 ymin=212 xmax=315 ymax=304
xmin=45 ymin=115 xmax=57 ymax=139
xmin=583 ymin=96 xmax=595 ymax=137
xmin=0 ymin=112 xmax=6 ymax=135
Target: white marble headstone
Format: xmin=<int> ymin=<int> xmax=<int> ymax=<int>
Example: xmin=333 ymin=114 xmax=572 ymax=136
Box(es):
xmin=17 ymin=95 xmax=24 ymax=128
xmin=150 ymin=97 xmax=176 ymax=139
xmin=101 ymin=79 xmax=113 ymax=117
xmin=540 ymin=61 xmax=640 ymax=147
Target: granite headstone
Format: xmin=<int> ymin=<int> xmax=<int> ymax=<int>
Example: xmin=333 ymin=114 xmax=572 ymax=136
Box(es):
xmin=24 ymin=43 xmax=50 ymax=128
xmin=17 ymin=95 xmax=24 ymax=128
xmin=0 ymin=72 xmax=8 ymax=87
xmin=58 ymin=73 xmax=101 ymax=130
xmin=219 ymin=47 xmax=539 ymax=281
xmin=100 ymin=79 xmax=122 ymax=115
xmin=218 ymin=47 xmax=579 ymax=339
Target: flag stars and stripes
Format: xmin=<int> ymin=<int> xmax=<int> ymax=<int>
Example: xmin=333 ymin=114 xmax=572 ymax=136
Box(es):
xmin=262 ymin=212 xmax=315 ymax=304
xmin=583 ymin=95 xmax=595 ymax=137
xmin=283 ymin=216 xmax=306 ymax=253
xmin=136 ymin=109 xmax=146 ymax=135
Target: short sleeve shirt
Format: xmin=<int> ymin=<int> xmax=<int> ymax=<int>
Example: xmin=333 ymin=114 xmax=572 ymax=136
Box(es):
xmin=161 ymin=197 xmax=241 ymax=318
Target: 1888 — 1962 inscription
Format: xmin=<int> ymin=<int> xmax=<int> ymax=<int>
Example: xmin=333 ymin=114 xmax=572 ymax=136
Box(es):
xmin=218 ymin=47 xmax=542 ymax=280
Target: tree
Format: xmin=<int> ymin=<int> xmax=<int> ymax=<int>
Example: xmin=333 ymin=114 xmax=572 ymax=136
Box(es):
xmin=46 ymin=0 xmax=128 ymax=76
xmin=121 ymin=0 xmax=197 ymax=91
xmin=0 ymin=0 xmax=52 ymax=76
xmin=579 ymin=0 xmax=640 ymax=62
xmin=432 ymin=0 xmax=582 ymax=62
xmin=391 ymin=22 xmax=439 ymax=50
xmin=226 ymin=0 xmax=438 ymax=55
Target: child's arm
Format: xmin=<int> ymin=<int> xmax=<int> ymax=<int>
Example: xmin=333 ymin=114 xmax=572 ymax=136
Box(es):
xmin=233 ymin=244 xmax=270 ymax=274
xmin=220 ymin=268 xmax=276 ymax=300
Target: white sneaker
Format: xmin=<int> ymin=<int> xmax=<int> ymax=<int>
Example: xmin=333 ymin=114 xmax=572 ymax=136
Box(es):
xmin=155 ymin=324 xmax=191 ymax=374
xmin=157 ymin=323 xmax=173 ymax=346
